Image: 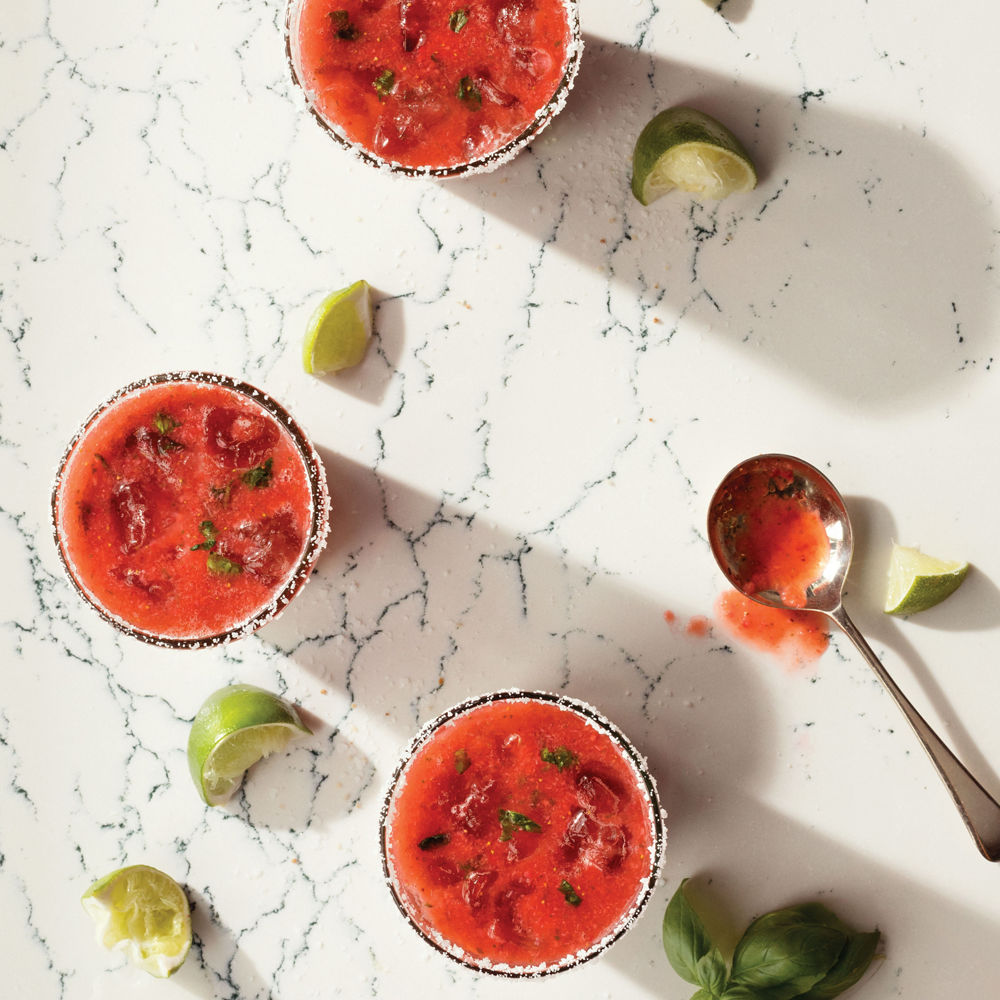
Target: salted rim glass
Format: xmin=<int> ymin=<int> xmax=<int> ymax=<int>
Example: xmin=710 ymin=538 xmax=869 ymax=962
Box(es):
xmin=51 ymin=371 xmax=331 ymax=650
xmin=379 ymin=688 xmax=666 ymax=977
xmin=284 ymin=0 xmax=583 ymax=178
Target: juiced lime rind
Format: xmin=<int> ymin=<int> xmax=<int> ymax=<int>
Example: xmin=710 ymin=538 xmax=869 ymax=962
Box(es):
xmin=81 ymin=864 xmax=192 ymax=978
xmin=188 ymin=684 xmax=311 ymax=805
xmin=631 ymin=106 xmax=757 ymax=204
xmin=302 ymin=279 xmax=373 ymax=375
xmin=884 ymin=544 xmax=969 ymax=615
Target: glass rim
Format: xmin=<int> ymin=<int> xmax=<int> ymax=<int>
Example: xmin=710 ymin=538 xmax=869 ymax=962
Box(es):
xmin=378 ymin=687 xmax=667 ymax=977
xmin=283 ymin=0 xmax=583 ymax=179
xmin=50 ymin=371 xmax=331 ymax=650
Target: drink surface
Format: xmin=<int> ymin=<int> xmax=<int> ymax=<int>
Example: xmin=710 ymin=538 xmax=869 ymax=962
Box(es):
xmin=384 ymin=697 xmax=656 ymax=970
xmin=55 ymin=380 xmax=315 ymax=642
xmin=292 ymin=0 xmax=573 ymax=170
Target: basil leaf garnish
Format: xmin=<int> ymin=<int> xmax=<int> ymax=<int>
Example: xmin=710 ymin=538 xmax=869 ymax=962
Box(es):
xmin=498 ymin=809 xmax=541 ymax=841
xmin=664 ymin=879 xmax=879 ymax=1000
xmin=558 ymin=880 xmax=581 ymax=906
xmin=796 ymin=929 xmax=880 ymax=999
xmin=456 ymin=76 xmax=481 ymax=110
xmin=730 ymin=904 xmax=847 ymax=999
xmin=449 ymin=8 xmax=468 ymax=32
xmin=663 ymin=878 xmax=727 ymax=989
xmin=153 ymin=412 xmax=180 ymax=434
xmin=330 ymin=10 xmax=359 ymax=40
xmin=191 ymin=520 xmax=217 ymax=552
xmin=241 ymin=458 xmax=273 ymax=489
xmin=540 ymin=745 xmax=578 ymax=771
xmin=373 ymin=69 xmax=395 ymax=99
xmin=207 ymin=552 xmax=242 ymax=576
xmin=454 ymin=748 xmax=470 ymax=774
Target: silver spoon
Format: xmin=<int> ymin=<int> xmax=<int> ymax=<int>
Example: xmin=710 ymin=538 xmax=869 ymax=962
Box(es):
xmin=708 ymin=453 xmax=1000 ymax=861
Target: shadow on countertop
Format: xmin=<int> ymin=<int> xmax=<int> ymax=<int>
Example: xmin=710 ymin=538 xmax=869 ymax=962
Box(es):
xmin=258 ymin=446 xmax=778 ymax=825
xmin=445 ymin=35 xmax=999 ymax=413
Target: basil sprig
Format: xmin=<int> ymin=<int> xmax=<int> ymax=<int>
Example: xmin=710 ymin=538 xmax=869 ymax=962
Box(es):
xmin=664 ymin=879 xmax=880 ymax=1000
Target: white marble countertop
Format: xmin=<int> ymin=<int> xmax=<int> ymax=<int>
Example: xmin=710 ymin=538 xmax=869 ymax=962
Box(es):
xmin=4 ymin=0 xmax=1000 ymax=997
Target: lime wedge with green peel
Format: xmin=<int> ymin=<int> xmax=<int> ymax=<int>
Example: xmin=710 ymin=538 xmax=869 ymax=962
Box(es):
xmin=81 ymin=865 xmax=192 ymax=978
xmin=188 ymin=683 xmax=311 ymax=805
xmin=302 ymin=279 xmax=372 ymax=375
xmin=884 ymin=544 xmax=969 ymax=615
xmin=631 ymin=106 xmax=757 ymax=204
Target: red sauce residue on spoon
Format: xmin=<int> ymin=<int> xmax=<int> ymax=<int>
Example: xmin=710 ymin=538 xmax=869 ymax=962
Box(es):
xmin=725 ymin=467 xmax=831 ymax=610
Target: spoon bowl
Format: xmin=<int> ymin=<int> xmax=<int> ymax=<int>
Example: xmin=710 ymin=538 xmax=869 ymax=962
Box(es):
xmin=708 ymin=454 xmax=852 ymax=615
xmin=708 ymin=453 xmax=1000 ymax=861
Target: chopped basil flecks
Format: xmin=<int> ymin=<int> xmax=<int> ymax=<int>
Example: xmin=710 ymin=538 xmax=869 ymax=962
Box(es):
xmin=498 ymin=809 xmax=541 ymax=842
xmin=153 ymin=412 xmax=180 ymax=434
xmin=766 ymin=474 xmax=806 ymax=499
xmin=210 ymin=482 xmax=233 ymax=503
xmin=540 ymin=745 xmax=578 ymax=772
xmin=454 ymin=748 xmax=471 ymax=774
xmin=191 ymin=520 xmax=218 ymax=552
xmin=418 ymin=833 xmax=450 ymax=851
xmin=449 ymin=8 xmax=469 ymax=32
xmin=559 ymin=880 xmax=582 ymax=906
xmin=192 ymin=521 xmax=241 ymax=575
xmin=95 ymin=453 xmax=111 ymax=470
xmin=456 ymin=76 xmax=482 ymax=110
xmin=156 ymin=435 xmax=185 ymax=455
xmin=241 ymin=458 xmax=274 ymax=489
xmin=374 ymin=69 xmax=395 ymax=99
xmin=207 ymin=552 xmax=242 ymax=576
xmin=330 ymin=10 xmax=359 ymax=40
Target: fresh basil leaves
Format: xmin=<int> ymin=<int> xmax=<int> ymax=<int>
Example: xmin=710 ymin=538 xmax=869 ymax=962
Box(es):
xmin=664 ymin=879 xmax=880 ymax=1000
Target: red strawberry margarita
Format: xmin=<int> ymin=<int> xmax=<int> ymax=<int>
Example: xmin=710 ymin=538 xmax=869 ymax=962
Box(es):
xmin=380 ymin=691 xmax=665 ymax=974
xmin=286 ymin=0 xmax=582 ymax=175
xmin=52 ymin=373 xmax=330 ymax=647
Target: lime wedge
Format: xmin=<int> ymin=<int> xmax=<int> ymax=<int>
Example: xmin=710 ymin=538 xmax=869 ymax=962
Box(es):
xmin=302 ymin=279 xmax=372 ymax=375
xmin=188 ymin=684 xmax=311 ymax=805
xmin=884 ymin=544 xmax=969 ymax=615
xmin=81 ymin=865 xmax=192 ymax=978
xmin=631 ymin=106 xmax=757 ymax=204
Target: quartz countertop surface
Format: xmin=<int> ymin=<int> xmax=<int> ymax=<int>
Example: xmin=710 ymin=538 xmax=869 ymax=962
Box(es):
xmin=4 ymin=0 xmax=1000 ymax=997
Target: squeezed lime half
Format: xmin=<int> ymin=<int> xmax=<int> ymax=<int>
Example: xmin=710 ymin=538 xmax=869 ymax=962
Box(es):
xmin=81 ymin=865 xmax=192 ymax=978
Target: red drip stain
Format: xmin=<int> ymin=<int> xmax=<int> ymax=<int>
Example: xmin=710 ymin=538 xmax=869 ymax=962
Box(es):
xmin=715 ymin=590 xmax=829 ymax=670
xmin=686 ymin=615 xmax=710 ymax=638
xmin=663 ymin=609 xmax=712 ymax=638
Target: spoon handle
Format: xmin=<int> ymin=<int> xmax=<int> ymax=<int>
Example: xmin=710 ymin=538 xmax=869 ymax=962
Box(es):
xmin=831 ymin=605 xmax=1000 ymax=861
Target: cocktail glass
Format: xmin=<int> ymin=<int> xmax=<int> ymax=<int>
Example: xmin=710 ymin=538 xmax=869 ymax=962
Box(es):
xmin=284 ymin=0 xmax=583 ymax=178
xmin=379 ymin=688 xmax=665 ymax=975
xmin=51 ymin=371 xmax=330 ymax=649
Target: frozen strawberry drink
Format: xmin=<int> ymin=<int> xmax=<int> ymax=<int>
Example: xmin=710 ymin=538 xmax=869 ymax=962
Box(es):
xmin=52 ymin=373 xmax=330 ymax=648
xmin=285 ymin=0 xmax=582 ymax=175
xmin=380 ymin=690 xmax=665 ymax=974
